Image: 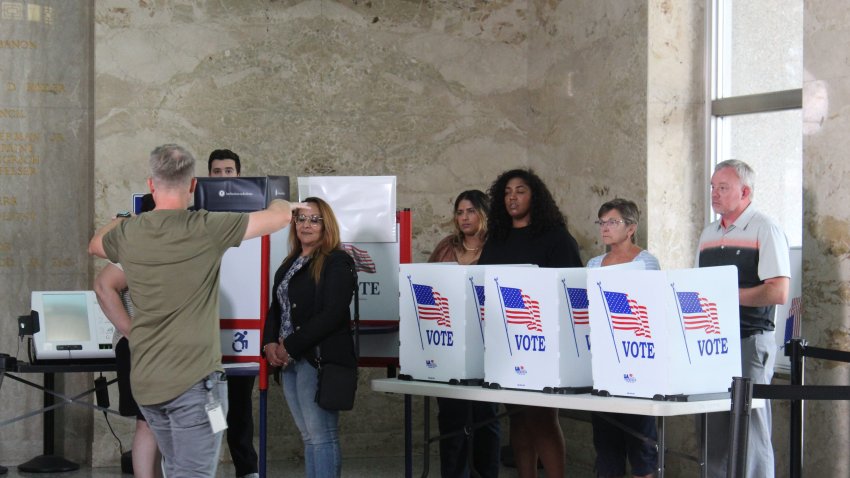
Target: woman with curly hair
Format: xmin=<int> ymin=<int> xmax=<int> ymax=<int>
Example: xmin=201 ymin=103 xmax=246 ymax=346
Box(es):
xmin=478 ymin=168 xmax=583 ymax=478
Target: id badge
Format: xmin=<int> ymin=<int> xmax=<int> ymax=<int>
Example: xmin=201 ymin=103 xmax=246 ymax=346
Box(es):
xmin=206 ymin=400 xmax=228 ymax=433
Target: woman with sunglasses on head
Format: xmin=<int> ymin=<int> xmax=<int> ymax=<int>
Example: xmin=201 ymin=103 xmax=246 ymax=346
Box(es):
xmin=478 ymin=169 xmax=583 ymax=478
xmin=428 ymin=189 xmax=501 ymax=477
xmin=263 ymin=198 xmax=357 ymax=478
xmin=588 ymin=198 xmax=659 ymax=478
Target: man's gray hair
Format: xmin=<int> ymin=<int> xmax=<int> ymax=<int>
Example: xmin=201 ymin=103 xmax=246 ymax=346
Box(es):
xmin=149 ymin=144 xmax=195 ymax=189
xmin=715 ymin=159 xmax=755 ymax=190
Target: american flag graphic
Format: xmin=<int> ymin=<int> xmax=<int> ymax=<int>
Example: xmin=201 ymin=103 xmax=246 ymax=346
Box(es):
xmin=474 ymin=285 xmax=485 ymax=321
xmin=412 ymin=283 xmax=451 ymax=327
xmin=784 ymin=297 xmax=803 ymax=344
xmin=341 ymin=243 xmax=376 ymax=273
xmin=500 ymin=286 xmax=542 ymax=332
xmin=604 ymin=291 xmax=651 ymax=338
xmin=677 ymin=292 xmax=721 ymax=334
xmin=566 ymin=287 xmax=589 ymax=325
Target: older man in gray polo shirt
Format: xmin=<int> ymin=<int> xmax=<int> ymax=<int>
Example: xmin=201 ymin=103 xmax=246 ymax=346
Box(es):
xmin=696 ymin=159 xmax=790 ymax=477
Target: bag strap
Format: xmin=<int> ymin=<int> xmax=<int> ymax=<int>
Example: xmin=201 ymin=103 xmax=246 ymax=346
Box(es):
xmin=352 ymin=264 xmax=360 ymax=361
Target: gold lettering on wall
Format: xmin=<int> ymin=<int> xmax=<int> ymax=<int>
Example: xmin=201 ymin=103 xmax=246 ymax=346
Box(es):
xmin=0 ymin=242 xmax=10 ymax=252
xmin=0 ymin=256 xmax=13 ymax=268
xmin=26 ymin=82 xmax=64 ymax=94
xmin=0 ymin=131 xmax=43 ymax=175
xmin=0 ymin=143 xmax=33 ymax=153
xmin=0 ymin=211 xmax=36 ymax=221
xmin=1 ymin=195 xmax=17 ymax=206
xmin=0 ymin=39 xmax=37 ymax=49
xmin=0 ymin=109 xmax=25 ymax=118
xmin=0 ymin=3 xmax=53 ymax=25
xmin=0 ymin=131 xmax=40 ymax=142
xmin=50 ymin=257 xmax=74 ymax=268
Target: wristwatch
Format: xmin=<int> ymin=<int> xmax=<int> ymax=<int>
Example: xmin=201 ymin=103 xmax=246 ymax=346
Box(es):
xmin=115 ymin=211 xmax=131 ymax=218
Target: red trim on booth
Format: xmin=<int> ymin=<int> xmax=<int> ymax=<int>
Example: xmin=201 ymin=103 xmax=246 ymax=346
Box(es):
xmin=397 ymin=209 xmax=412 ymax=264
xmin=223 ymin=355 xmax=262 ymax=363
xmin=221 ymin=319 xmax=263 ymax=329
xmin=259 ymin=234 xmax=270 ymax=390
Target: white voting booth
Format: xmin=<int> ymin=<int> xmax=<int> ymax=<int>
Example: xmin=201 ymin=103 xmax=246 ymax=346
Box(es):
xmin=193 ymin=177 xmax=291 ymax=364
xmin=587 ymin=266 xmax=742 ymax=399
xmin=398 ymin=264 xmax=486 ymax=383
xmin=482 ymin=266 xmax=593 ymax=392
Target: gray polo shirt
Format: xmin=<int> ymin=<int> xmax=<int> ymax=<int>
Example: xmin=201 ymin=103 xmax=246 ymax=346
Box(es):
xmin=695 ymin=204 xmax=790 ymax=335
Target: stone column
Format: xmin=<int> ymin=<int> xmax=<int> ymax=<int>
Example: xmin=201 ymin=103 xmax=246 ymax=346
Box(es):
xmin=0 ymin=0 xmax=94 ymax=465
xmin=802 ymin=1 xmax=850 ymax=474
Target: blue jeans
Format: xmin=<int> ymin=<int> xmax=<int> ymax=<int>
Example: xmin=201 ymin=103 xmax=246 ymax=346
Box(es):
xmin=139 ymin=371 xmax=228 ymax=478
xmin=282 ymin=360 xmax=341 ymax=478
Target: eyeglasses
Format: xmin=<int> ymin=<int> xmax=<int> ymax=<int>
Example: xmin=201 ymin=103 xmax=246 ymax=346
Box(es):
xmin=595 ymin=219 xmax=626 ymax=228
xmin=295 ymin=215 xmax=323 ymax=225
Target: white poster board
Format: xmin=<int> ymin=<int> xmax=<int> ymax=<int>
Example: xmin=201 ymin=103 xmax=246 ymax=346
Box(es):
xmin=587 ymin=266 xmax=742 ymax=399
xmin=297 ymin=176 xmax=396 ymax=243
xmin=297 ymin=176 xmax=401 ymax=363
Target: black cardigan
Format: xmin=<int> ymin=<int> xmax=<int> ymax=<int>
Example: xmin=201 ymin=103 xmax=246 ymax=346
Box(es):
xmin=263 ymin=249 xmax=357 ymax=368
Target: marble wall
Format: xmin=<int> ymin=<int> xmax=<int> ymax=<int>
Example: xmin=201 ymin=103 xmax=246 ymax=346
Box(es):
xmin=89 ymin=0 xmax=660 ymax=472
xmin=802 ymin=1 xmax=850 ymax=475
xmin=0 ymin=0 xmax=94 ymax=466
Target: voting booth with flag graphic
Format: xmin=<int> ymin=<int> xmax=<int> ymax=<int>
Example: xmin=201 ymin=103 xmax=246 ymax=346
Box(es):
xmin=189 ymin=177 xmax=292 ymax=364
xmin=483 ymin=266 xmax=593 ymax=392
xmin=398 ymin=264 xmax=486 ymax=383
xmin=298 ymin=176 xmax=401 ymax=364
xmin=587 ymin=266 xmax=742 ymax=399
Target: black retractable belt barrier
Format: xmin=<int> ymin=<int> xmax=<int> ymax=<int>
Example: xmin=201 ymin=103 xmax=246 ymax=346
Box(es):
xmin=726 ymin=377 xmax=752 ymax=478
xmin=727 ymin=338 xmax=850 ymax=478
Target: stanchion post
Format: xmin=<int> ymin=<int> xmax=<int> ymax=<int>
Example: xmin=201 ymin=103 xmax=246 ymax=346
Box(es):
xmin=726 ymin=376 xmax=753 ymax=478
xmin=789 ymin=338 xmax=805 ymax=478
xmin=422 ymin=396 xmax=430 ymax=477
xmin=405 ymin=394 xmax=413 ymax=478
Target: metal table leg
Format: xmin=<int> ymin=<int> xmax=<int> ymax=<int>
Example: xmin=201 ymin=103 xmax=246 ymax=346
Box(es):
xmin=700 ymin=413 xmax=708 ymax=478
xmin=657 ymin=416 xmax=665 ymax=478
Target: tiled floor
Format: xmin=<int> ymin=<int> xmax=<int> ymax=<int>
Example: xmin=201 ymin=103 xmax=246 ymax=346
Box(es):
xmin=0 ymin=455 xmax=595 ymax=477
xmin=0 ymin=456 xmax=519 ymax=477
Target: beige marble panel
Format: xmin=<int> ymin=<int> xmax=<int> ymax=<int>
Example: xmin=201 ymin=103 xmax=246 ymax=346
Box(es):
xmin=647 ymin=0 xmax=705 ymax=270
xmin=0 ymin=0 xmax=95 ymax=466
xmin=643 ymin=4 xmax=709 ymax=475
xmin=528 ymin=0 xmax=648 ymax=261
xmin=803 ymin=1 xmax=850 ymax=473
xmin=92 ymin=0 xmax=532 ymax=467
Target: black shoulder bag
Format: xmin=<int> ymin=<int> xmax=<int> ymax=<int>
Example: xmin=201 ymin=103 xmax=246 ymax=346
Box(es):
xmin=314 ymin=264 xmax=359 ymax=411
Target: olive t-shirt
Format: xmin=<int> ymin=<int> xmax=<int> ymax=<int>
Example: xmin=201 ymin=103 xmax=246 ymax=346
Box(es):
xmin=103 ymin=209 xmax=249 ymax=405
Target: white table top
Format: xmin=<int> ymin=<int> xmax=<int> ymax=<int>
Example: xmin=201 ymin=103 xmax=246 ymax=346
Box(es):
xmin=372 ymin=378 xmax=763 ymax=417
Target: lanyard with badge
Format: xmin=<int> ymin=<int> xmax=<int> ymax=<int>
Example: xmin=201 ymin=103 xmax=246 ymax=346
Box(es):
xmin=204 ymin=373 xmax=228 ymax=433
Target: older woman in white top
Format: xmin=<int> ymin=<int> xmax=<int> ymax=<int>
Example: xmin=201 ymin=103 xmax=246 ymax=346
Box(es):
xmin=588 ymin=198 xmax=659 ymax=478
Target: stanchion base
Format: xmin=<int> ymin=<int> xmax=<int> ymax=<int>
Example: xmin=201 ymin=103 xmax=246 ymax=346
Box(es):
xmin=0 ymin=464 xmax=8 ymax=474
xmin=18 ymin=455 xmax=79 ymax=473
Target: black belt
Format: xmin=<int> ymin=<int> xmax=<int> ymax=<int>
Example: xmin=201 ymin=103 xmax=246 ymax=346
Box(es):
xmin=740 ymin=329 xmax=765 ymax=339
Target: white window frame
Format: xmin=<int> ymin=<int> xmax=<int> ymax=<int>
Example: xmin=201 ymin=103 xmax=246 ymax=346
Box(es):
xmin=705 ymin=0 xmax=803 ymax=224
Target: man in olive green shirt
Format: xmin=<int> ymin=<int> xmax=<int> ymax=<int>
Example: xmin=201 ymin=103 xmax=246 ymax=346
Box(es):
xmin=89 ymin=144 xmax=298 ymax=477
